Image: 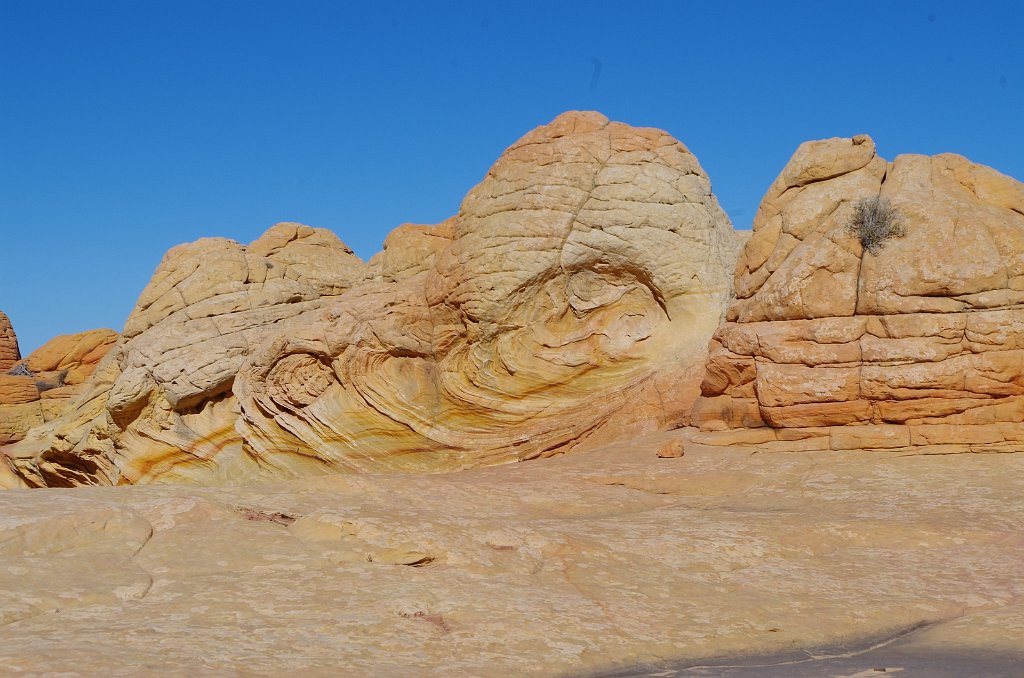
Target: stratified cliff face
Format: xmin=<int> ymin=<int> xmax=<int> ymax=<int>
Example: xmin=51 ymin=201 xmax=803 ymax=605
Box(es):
xmin=693 ymin=135 xmax=1024 ymax=451
xmin=4 ymin=111 xmax=741 ymax=487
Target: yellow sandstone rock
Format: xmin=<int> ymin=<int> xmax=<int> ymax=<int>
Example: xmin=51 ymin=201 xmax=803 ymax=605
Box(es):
xmin=0 ymin=311 xmax=19 ymax=372
xmin=0 ymin=315 xmax=117 ymax=448
xmin=6 ymin=112 xmax=742 ymax=486
xmin=694 ymin=135 xmax=1024 ymax=450
xmin=0 ymin=324 xmax=118 ymax=446
xmin=0 ymin=375 xmax=38 ymax=406
xmin=656 ymin=438 xmax=685 ymax=458
xmin=24 ymin=328 xmax=117 ymax=386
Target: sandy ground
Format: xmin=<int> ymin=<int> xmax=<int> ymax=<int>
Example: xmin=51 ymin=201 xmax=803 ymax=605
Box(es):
xmin=0 ymin=430 xmax=1022 ymax=676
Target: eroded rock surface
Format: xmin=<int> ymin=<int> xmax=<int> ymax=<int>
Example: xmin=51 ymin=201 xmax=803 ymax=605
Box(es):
xmin=4 ymin=112 xmax=741 ymax=487
xmin=0 ymin=432 xmax=1020 ymax=675
xmin=0 ymin=320 xmax=117 ymax=446
xmin=693 ymin=135 xmax=1024 ymax=451
xmin=2 ymin=223 xmax=367 ymax=486
xmin=0 ymin=311 xmax=19 ymax=372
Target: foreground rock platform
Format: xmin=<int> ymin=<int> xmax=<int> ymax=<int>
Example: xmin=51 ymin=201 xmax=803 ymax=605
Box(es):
xmin=1 ymin=431 xmax=1021 ymax=676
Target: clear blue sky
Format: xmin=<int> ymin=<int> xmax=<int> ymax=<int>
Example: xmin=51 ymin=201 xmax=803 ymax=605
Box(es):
xmin=1 ymin=1 xmax=1021 ymax=354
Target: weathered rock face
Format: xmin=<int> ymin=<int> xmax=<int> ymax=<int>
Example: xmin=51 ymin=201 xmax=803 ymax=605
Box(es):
xmin=0 ymin=322 xmax=117 ymax=446
xmin=3 ymin=223 xmax=368 ymax=486
xmin=0 ymin=310 xmax=32 ymax=446
xmin=22 ymin=328 xmax=119 ymax=387
xmin=693 ymin=135 xmax=1024 ymax=451
xmin=5 ymin=111 xmax=741 ymax=487
xmin=0 ymin=312 xmax=19 ymax=372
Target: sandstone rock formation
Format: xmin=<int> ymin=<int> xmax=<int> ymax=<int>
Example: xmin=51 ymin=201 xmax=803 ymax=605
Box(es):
xmin=0 ymin=431 xmax=1022 ymax=675
xmin=693 ymin=135 xmax=1024 ymax=451
xmin=0 ymin=311 xmax=19 ymax=372
xmin=0 ymin=319 xmax=117 ymax=446
xmin=2 ymin=223 xmax=368 ymax=486
xmin=4 ymin=112 xmax=742 ymax=487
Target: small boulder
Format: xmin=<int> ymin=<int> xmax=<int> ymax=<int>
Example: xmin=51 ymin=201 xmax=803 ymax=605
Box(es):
xmin=656 ymin=439 xmax=685 ymax=458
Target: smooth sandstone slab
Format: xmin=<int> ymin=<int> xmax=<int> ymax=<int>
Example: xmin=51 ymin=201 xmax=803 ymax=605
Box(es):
xmin=0 ymin=432 xmax=1021 ymax=675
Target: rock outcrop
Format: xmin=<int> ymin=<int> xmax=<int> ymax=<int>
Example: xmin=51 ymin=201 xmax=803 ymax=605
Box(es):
xmin=0 ymin=312 xmax=36 ymax=449
xmin=0 ymin=319 xmax=117 ymax=446
xmin=3 ymin=223 xmax=369 ymax=486
xmin=0 ymin=312 xmax=19 ymax=372
xmin=693 ymin=135 xmax=1024 ymax=451
xmin=4 ymin=112 xmax=741 ymax=487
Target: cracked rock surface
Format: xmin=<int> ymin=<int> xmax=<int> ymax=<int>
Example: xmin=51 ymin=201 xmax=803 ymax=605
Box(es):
xmin=2 ymin=221 xmax=366 ymax=486
xmin=3 ymin=111 xmax=741 ymax=487
xmin=693 ymin=135 xmax=1024 ymax=451
xmin=0 ymin=431 xmax=1020 ymax=675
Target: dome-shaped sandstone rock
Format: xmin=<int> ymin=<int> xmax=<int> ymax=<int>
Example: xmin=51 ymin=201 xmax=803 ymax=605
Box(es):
xmin=694 ymin=135 xmax=1024 ymax=451
xmin=4 ymin=112 xmax=742 ymax=487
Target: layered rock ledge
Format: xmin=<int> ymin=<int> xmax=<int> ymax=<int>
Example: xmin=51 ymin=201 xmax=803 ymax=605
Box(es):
xmin=693 ymin=135 xmax=1024 ymax=451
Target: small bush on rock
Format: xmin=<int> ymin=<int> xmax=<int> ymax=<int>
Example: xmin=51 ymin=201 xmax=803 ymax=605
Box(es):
xmin=847 ymin=195 xmax=905 ymax=255
xmin=7 ymin=363 xmax=32 ymax=377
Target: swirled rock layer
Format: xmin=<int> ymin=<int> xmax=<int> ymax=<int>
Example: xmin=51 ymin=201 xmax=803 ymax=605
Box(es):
xmin=693 ymin=135 xmax=1024 ymax=451
xmin=4 ymin=111 xmax=741 ymax=487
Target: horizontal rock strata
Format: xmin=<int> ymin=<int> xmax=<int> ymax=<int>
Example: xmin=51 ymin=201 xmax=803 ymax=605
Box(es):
xmin=694 ymin=135 xmax=1024 ymax=451
xmin=0 ymin=312 xmax=18 ymax=372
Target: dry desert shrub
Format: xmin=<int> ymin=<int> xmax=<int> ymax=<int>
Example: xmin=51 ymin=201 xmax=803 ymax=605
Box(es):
xmin=848 ymin=195 xmax=906 ymax=254
xmin=7 ymin=363 xmax=32 ymax=377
